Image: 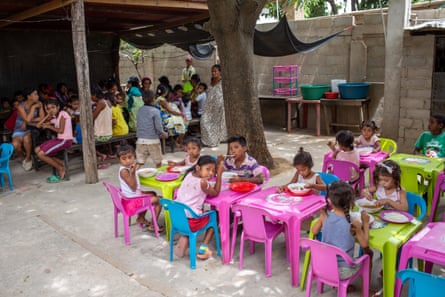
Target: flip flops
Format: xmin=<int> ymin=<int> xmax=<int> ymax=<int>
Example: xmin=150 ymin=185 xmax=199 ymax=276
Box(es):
xmin=147 ymin=223 xmax=165 ymax=233
xmin=197 ymin=244 xmax=212 ymax=260
xmin=46 ymin=175 xmax=61 ymax=183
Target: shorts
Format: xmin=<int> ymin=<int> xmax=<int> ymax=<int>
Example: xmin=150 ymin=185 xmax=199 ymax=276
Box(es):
xmin=121 ymin=193 xmax=154 ymax=215
xmin=12 ymin=130 xmax=30 ymax=138
xmin=188 ymin=216 xmax=210 ymax=232
xmin=95 ymin=135 xmax=112 ymax=142
xmin=39 ymin=139 xmax=72 ymax=157
xmin=136 ymin=143 xmax=162 ymax=165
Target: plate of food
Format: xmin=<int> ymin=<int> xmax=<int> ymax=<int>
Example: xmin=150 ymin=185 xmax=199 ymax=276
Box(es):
xmin=137 ymin=168 xmax=157 ymax=178
xmin=229 ymin=182 xmax=256 ymax=193
xmin=380 ymin=210 xmax=414 ymax=224
xmin=266 ymin=193 xmax=302 ymax=205
xmin=222 ymin=172 xmax=238 ymax=182
xmin=350 ymin=211 xmax=375 ymax=225
xmin=167 ymin=165 xmax=190 ymax=174
xmin=356 ymin=146 xmax=373 ymax=156
xmin=286 ymin=183 xmax=313 ymax=196
xmin=155 ymin=172 xmax=180 ymax=181
xmin=355 ymin=198 xmax=383 ymax=213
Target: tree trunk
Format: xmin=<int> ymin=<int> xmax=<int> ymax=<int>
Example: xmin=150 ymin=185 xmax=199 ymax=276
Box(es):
xmin=71 ymin=0 xmax=98 ymax=183
xmin=207 ymin=0 xmax=275 ymax=169
xmin=326 ymin=0 xmax=338 ymax=15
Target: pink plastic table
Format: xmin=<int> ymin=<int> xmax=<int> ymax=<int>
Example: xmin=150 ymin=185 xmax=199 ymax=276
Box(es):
xmin=204 ymin=183 xmax=261 ymax=265
xmin=234 ymin=186 xmax=326 ymax=287
xmin=395 ymin=222 xmax=445 ymax=297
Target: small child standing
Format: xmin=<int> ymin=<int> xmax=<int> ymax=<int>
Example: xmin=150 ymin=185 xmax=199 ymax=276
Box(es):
xmin=174 ymin=155 xmax=224 ymax=260
xmin=277 ymin=147 xmax=326 ymax=194
xmin=413 ymin=114 xmax=445 ymax=158
xmin=195 ymin=82 xmax=207 ymax=117
xmin=168 ymin=137 xmax=202 ymax=167
xmin=327 ymin=130 xmax=360 ymax=181
xmin=219 ymin=135 xmax=265 ymax=185
xmin=35 ymin=99 xmax=72 ymax=182
xmin=355 ymin=120 xmax=381 ymax=152
xmin=116 ymin=141 xmax=164 ymax=232
xmin=361 ymin=160 xmax=408 ymax=211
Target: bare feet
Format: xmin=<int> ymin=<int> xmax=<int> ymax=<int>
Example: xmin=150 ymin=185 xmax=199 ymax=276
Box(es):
xmin=136 ymin=216 xmax=150 ymax=226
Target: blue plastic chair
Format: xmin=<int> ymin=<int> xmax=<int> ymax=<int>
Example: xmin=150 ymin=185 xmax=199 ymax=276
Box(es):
xmin=317 ymin=172 xmax=340 ymax=196
xmin=397 ymin=269 xmax=445 ymax=297
xmin=407 ymin=192 xmax=426 ymax=220
xmin=159 ymin=198 xmax=221 ymax=269
xmin=0 ymin=143 xmax=14 ymax=191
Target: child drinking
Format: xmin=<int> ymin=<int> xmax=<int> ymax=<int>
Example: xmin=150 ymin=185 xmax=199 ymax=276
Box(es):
xmin=327 ymin=130 xmax=360 ymax=181
xmin=174 ymin=155 xmax=224 ymax=260
xmin=219 ymin=135 xmax=264 ymax=185
xmin=361 ymin=160 xmax=408 ymax=211
xmin=277 ymin=147 xmax=326 ymax=194
xmin=35 ymin=99 xmax=73 ymax=182
xmin=194 ymin=82 xmax=207 ymax=117
xmin=355 ymin=120 xmax=381 ymax=152
xmin=168 ymin=137 xmax=201 ymax=167
xmin=413 ymin=114 xmax=445 ymax=158
xmin=116 ymin=141 xmax=163 ymax=232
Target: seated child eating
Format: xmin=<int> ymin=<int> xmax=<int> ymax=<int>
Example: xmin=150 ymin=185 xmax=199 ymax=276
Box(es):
xmin=413 ymin=113 xmax=445 ymax=158
xmin=168 ymin=137 xmax=201 ymax=167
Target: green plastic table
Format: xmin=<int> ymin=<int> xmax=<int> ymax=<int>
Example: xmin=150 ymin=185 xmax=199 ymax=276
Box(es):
xmin=387 ymin=153 xmax=444 ymax=214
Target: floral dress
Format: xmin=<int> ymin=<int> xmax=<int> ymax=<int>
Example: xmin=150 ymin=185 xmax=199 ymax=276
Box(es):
xmin=155 ymin=96 xmax=187 ymax=136
xmin=200 ymin=80 xmax=227 ymax=147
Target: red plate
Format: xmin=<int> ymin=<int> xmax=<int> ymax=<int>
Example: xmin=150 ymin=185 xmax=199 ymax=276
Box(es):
xmin=230 ymin=182 xmax=256 ymax=193
xmin=284 ymin=187 xmax=313 ymax=196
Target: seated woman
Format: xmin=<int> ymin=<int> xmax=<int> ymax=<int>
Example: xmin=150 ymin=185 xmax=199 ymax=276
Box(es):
xmin=155 ymin=84 xmax=187 ymax=149
xmin=11 ymin=87 xmax=45 ymax=171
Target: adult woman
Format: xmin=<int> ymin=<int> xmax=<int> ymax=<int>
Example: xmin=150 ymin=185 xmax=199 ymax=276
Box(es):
xmin=11 ymin=87 xmax=45 ymax=171
xmin=127 ymin=76 xmax=143 ymax=132
xmin=200 ymin=64 xmax=227 ymax=147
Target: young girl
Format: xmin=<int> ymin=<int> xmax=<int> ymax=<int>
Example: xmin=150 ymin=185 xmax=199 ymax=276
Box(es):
xmin=168 ymin=137 xmax=201 ymax=167
xmin=362 ymin=160 xmax=408 ymax=211
xmin=355 ymin=120 xmax=381 ymax=152
xmin=116 ymin=141 xmax=164 ymax=232
xmin=277 ymin=147 xmax=326 ymax=193
xmin=174 ymin=155 xmax=224 ymax=260
xmin=327 ymin=130 xmax=360 ymax=181
xmin=312 ymin=181 xmax=373 ymax=282
xmin=35 ymin=99 xmax=73 ymax=182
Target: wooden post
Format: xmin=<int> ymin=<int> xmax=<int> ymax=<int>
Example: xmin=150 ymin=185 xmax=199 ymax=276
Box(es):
xmin=71 ymin=0 xmax=98 ymax=183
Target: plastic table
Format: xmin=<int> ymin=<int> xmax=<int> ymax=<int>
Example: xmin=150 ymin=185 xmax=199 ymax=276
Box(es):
xmin=234 ymin=186 xmax=326 ymax=287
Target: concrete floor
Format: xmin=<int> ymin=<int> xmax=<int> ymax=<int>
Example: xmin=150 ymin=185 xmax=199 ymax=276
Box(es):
xmin=1 ymin=128 xmax=443 ymax=297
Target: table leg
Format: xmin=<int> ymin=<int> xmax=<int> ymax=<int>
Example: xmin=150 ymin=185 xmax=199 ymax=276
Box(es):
xmin=315 ymin=102 xmax=320 ymax=136
xmin=394 ymin=243 xmax=413 ymax=297
xmin=287 ymin=100 xmax=292 ymax=133
xmin=302 ymin=104 xmax=308 ymax=129
xmin=382 ymin=238 xmax=401 ymax=297
xmin=360 ymin=103 xmax=365 ymax=123
xmin=217 ymin=201 xmax=231 ymax=264
xmin=323 ymin=103 xmax=330 ymax=136
xmin=289 ymin=218 xmax=301 ymax=287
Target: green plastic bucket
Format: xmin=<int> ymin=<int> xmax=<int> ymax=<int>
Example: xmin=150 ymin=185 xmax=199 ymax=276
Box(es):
xmin=300 ymin=84 xmax=331 ymax=100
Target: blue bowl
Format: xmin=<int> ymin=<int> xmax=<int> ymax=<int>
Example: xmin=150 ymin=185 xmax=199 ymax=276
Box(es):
xmin=338 ymin=83 xmax=370 ymax=99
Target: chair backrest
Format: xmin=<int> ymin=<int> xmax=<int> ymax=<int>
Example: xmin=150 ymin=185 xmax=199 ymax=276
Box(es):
xmin=160 ymin=198 xmax=198 ymax=233
xmin=317 ymin=172 xmax=340 ymax=196
xmin=380 ymin=138 xmax=397 ymax=156
xmin=0 ymin=143 xmax=14 ymax=168
xmin=232 ymin=204 xmax=271 ymax=241
xmin=103 ymin=182 xmax=126 ymax=214
xmin=406 ymin=191 xmax=426 ymax=220
xmin=397 ymin=269 xmax=445 ymax=297
xmin=323 ymin=159 xmax=359 ymax=182
xmin=258 ymin=165 xmax=270 ymax=184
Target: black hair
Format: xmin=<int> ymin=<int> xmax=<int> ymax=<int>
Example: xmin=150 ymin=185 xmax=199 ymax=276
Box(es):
xmin=158 ymin=76 xmax=170 ymax=85
xmin=156 ymin=84 xmax=168 ymax=96
xmin=199 ymin=82 xmax=208 ymax=91
xmin=116 ymin=140 xmax=135 ymax=158
xmin=182 ymin=93 xmax=191 ymax=107
xmin=173 ymin=84 xmax=183 ymax=93
xmin=373 ymin=160 xmax=401 ymax=190
xmin=91 ymin=86 xmax=105 ymax=99
xmin=185 ymin=137 xmax=202 ymax=148
xmin=45 ymin=99 xmax=60 ymax=108
xmin=13 ymin=90 xmax=24 ymax=98
xmin=360 ymin=120 xmax=378 ymax=132
xmin=69 ymin=95 xmax=79 ymax=103
xmin=23 ymin=87 xmax=37 ymax=98
xmin=185 ymin=155 xmax=216 ymax=177
xmin=227 ymin=135 xmax=247 ymax=147
xmin=142 ymin=90 xmax=155 ymax=105
xmin=335 ymin=130 xmax=355 ymax=150
xmin=56 ymin=82 xmax=67 ymax=92
xmin=212 ymin=64 xmax=221 ymax=72
xmin=326 ymin=181 xmax=354 ymax=224
xmin=191 ymin=74 xmax=200 ymax=83
xmin=293 ymin=147 xmax=314 ymax=167
xmin=106 ymin=79 xmax=118 ymax=90
xmin=431 ymin=114 xmax=445 ymax=128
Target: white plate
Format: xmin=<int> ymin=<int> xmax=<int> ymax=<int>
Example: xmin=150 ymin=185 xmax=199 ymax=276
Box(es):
xmin=222 ymin=172 xmax=238 ymax=181
xmin=170 ymin=166 xmax=191 ymax=173
xmin=137 ymin=168 xmax=157 ymax=178
xmin=266 ymin=193 xmax=302 ymax=205
xmin=287 ymin=182 xmax=307 ymax=194
xmin=350 ymin=211 xmax=375 ymax=225
xmin=355 ymin=198 xmax=383 ymax=213
xmin=356 ymin=146 xmax=373 ymax=155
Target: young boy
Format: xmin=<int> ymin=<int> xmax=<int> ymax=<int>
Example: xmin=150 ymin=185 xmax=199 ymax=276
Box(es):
xmin=135 ymin=90 xmax=168 ymax=169
xmin=195 ymin=82 xmax=207 ymax=117
xmin=413 ymin=114 xmax=445 ymax=158
xmin=219 ymin=135 xmax=264 ymax=184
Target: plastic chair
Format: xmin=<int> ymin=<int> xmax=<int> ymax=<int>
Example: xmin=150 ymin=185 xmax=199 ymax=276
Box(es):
xmin=300 ymin=238 xmax=370 ymax=297
xmin=407 ymin=191 xmax=426 ymax=220
xmin=0 ymin=143 xmax=14 ymax=191
xmin=380 ymin=137 xmax=398 ymax=156
xmin=159 ymin=198 xmax=221 ymax=269
xmin=103 ymin=182 xmax=160 ymax=245
xmin=397 ymin=269 xmax=445 ymax=297
xmin=323 ymin=159 xmax=365 ymax=193
xmin=317 ymin=172 xmax=340 ymax=196
xmin=258 ymin=165 xmax=270 ymax=185
xmin=231 ymin=203 xmax=285 ymax=277
xmin=430 ymin=171 xmax=445 ymax=222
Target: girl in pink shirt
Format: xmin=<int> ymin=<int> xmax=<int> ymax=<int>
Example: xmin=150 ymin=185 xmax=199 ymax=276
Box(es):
xmin=327 ymin=130 xmax=360 ymax=181
xmin=35 ymin=99 xmax=73 ymax=183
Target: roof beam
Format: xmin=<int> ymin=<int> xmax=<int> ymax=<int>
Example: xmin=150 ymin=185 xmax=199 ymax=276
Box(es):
xmin=85 ymin=0 xmax=208 ymax=10
xmin=0 ymin=0 xmax=76 ymax=28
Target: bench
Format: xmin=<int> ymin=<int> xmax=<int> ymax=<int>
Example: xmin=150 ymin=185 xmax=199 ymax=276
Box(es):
xmin=187 ymin=118 xmax=201 ymax=137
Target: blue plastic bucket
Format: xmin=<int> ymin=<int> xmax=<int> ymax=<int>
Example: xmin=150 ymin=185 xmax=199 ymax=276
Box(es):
xmin=338 ymin=83 xmax=370 ymax=99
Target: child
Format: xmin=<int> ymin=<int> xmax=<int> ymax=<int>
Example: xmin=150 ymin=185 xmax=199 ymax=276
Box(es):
xmin=66 ymin=96 xmax=80 ymax=143
xmin=413 ymin=114 xmax=445 ymax=158
xmin=181 ymin=93 xmax=192 ymax=121
xmin=168 ymin=137 xmax=201 ymax=167
xmin=135 ymin=90 xmax=168 ymax=169
xmin=174 ymin=155 xmax=223 ymax=260
xmin=116 ymin=141 xmax=164 ymax=233
xmin=361 ymin=160 xmax=408 ymax=211
xmin=219 ymin=135 xmax=265 ymax=185
xmin=35 ymin=99 xmax=73 ymax=182
xmin=195 ymin=82 xmax=207 ymax=117
xmin=312 ymin=181 xmax=373 ymax=282
xmin=277 ymin=147 xmax=326 ymax=194
xmin=327 ymin=130 xmax=360 ymax=181
xmin=110 ymin=95 xmax=129 ymax=137
xmin=355 ymin=120 xmax=381 ymax=152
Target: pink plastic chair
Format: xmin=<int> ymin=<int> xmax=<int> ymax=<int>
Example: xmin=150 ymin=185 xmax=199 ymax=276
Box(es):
xmin=103 ymin=182 xmax=160 ymax=245
xmin=323 ymin=159 xmax=365 ymax=193
xmin=258 ymin=165 xmax=270 ymax=185
xmin=430 ymin=171 xmax=445 ymax=223
xmin=300 ymin=238 xmax=370 ymax=297
xmin=231 ymin=203 xmax=285 ymax=277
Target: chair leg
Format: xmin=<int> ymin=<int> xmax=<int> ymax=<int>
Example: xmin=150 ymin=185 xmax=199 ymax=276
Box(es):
xmin=305 ymin=271 xmax=313 ymax=297
xmin=230 ymin=215 xmax=239 ymax=262
xmin=265 ymin=241 xmax=272 ymax=277
xmin=114 ymin=208 xmax=119 ymax=238
xmin=189 ymin=234 xmax=197 ymax=269
xmin=249 ymin=240 xmax=255 ymax=254
xmin=169 ymin=231 xmax=175 ymax=262
xmin=7 ymin=172 xmax=13 ymax=190
xmin=212 ymin=223 xmax=221 ymax=257
xmin=239 ymin=233 xmax=245 ymax=270
xmin=123 ymin=214 xmax=131 ymax=245
xmin=0 ymin=174 xmax=4 ymax=189
xmin=148 ymin=205 xmax=159 ymax=238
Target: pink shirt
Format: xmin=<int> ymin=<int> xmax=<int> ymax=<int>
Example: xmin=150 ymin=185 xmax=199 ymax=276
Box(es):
xmin=176 ymin=173 xmax=207 ymax=215
xmin=50 ymin=110 xmax=73 ymax=140
xmin=184 ymin=155 xmax=198 ymax=166
xmin=336 ymin=150 xmax=360 ymax=180
xmin=357 ymin=134 xmax=379 ymax=147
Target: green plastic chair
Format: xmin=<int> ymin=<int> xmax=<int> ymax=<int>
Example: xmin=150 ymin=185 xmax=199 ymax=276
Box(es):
xmin=380 ymin=137 xmax=397 ymax=156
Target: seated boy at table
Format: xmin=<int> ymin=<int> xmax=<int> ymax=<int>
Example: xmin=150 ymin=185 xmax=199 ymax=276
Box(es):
xmin=218 ymin=135 xmax=264 ymax=184
xmin=413 ymin=114 xmax=445 ymax=158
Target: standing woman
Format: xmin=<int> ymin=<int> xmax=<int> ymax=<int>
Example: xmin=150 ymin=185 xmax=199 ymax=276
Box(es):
xmin=127 ymin=76 xmax=143 ymax=132
xmin=200 ymin=64 xmax=227 ymax=147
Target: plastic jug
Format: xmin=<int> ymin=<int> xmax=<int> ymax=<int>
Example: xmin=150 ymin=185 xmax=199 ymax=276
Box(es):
xmin=331 ymin=79 xmax=347 ymax=93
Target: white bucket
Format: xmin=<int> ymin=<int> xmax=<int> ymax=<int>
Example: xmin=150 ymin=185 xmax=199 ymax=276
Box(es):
xmin=331 ymin=79 xmax=347 ymax=93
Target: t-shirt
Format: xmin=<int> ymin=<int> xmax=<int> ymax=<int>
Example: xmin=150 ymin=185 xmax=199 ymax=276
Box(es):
xmin=224 ymin=153 xmax=262 ymax=178
xmin=51 ymin=110 xmax=72 ymax=140
xmin=414 ymin=131 xmax=445 ymax=158
xmin=196 ymin=92 xmax=207 ymax=115
xmin=136 ymin=105 xmax=165 ymax=140
xmin=111 ymin=105 xmax=129 ymax=136
xmin=357 ymin=134 xmax=379 ymax=147
xmin=176 ymin=173 xmax=206 ymax=215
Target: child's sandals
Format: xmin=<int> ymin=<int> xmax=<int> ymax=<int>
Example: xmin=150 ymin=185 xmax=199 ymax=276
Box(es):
xmin=197 ymin=243 xmax=212 ymax=260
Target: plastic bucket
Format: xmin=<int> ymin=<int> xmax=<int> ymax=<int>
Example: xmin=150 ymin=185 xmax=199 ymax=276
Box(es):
xmin=331 ymin=79 xmax=346 ymax=93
